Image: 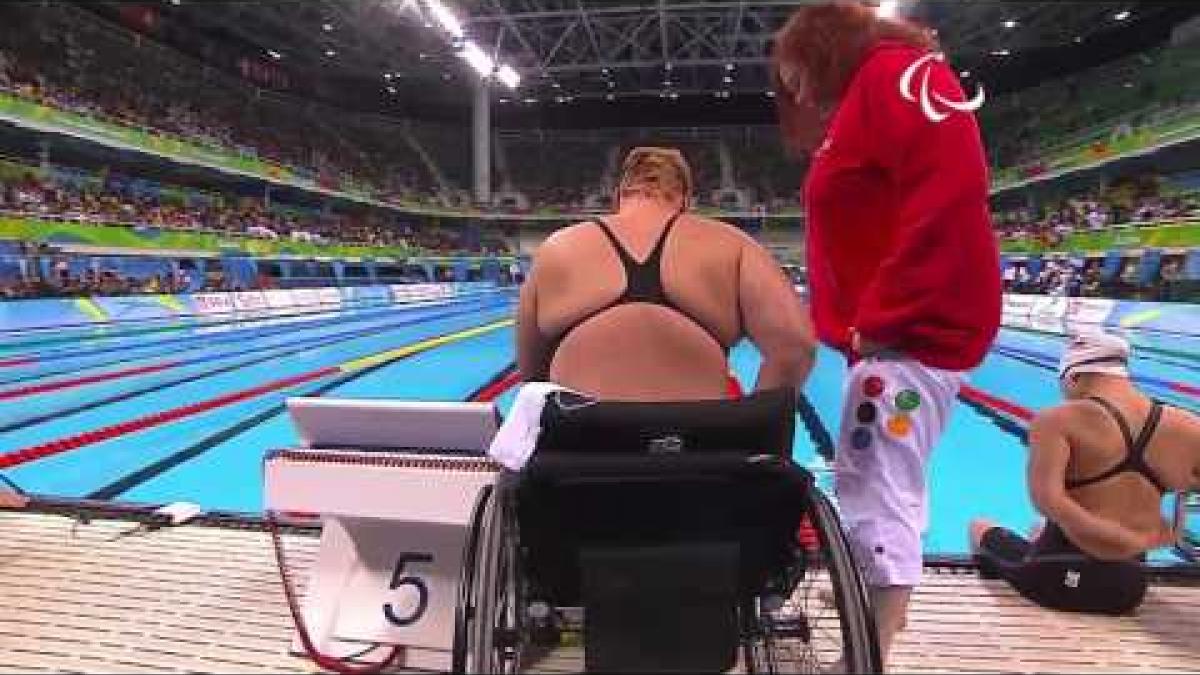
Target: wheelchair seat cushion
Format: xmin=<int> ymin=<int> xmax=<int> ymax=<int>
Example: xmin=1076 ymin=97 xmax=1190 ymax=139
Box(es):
xmin=535 ymin=387 xmax=796 ymax=457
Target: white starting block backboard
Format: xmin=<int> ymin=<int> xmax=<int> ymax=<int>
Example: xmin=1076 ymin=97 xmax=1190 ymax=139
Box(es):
xmin=265 ymin=398 xmax=501 ymax=671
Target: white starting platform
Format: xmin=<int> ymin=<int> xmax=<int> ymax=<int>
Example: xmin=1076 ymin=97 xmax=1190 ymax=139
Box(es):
xmin=263 ymin=397 xmax=502 ymax=672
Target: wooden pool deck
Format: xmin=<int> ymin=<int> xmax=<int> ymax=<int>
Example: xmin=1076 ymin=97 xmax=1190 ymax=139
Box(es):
xmin=2 ymin=509 xmax=1198 ymax=674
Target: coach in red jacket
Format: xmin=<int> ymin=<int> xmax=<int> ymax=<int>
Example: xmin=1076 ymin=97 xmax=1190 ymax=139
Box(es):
xmin=773 ymin=2 xmax=1001 ymax=665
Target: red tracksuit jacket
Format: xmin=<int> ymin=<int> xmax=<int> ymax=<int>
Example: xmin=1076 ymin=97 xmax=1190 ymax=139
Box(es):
xmin=803 ymin=41 xmax=1001 ymax=371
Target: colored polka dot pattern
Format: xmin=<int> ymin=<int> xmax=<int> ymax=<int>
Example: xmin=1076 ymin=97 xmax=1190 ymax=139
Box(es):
xmin=887 ymin=414 xmax=912 ymax=437
xmin=851 ymin=427 xmax=873 ymax=450
xmin=895 ymin=389 xmax=921 ymax=412
xmin=863 ymin=376 xmax=885 ymax=398
xmin=855 ymin=402 xmax=878 ymax=424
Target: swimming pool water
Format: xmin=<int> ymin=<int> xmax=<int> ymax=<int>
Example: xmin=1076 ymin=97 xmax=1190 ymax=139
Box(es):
xmin=1 ymin=294 xmax=1196 ymax=562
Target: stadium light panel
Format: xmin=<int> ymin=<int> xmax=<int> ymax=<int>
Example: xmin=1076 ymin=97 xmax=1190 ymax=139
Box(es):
xmin=1114 ymin=10 xmax=1130 ymax=21
xmin=458 ymin=41 xmax=494 ymax=77
xmin=1003 ymin=19 xmax=1018 ymax=29
xmin=426 ymin=0 xmax=465 ymax=38
xmin=496 ymin=65 xmax=521 ymax=89
xmin=266 ymin=49 xmax=283 ymax=60
xmin=322 ymin=23 xmax=334 ymax=32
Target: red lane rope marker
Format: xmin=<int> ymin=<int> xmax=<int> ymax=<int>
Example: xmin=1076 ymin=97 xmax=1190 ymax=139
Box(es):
xmin=0 ymin=367 xmax=338 ymax=470
xmin=1170 ymin=381 xmax=1200 ymax=399
xmin=959 ymin=383 xmax=1035 ymax=423
xmin=0 ymin=357 xmax=35 ymax=369
xmin=0 ymin=362 xmax=181 ymax=401
xmin=471 ymin=370 xmax=522 ymax=403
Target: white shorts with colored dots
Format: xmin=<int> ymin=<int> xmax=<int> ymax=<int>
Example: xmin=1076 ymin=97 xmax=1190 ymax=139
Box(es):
xmin=833 ymin=355 xmax=963 ymax=587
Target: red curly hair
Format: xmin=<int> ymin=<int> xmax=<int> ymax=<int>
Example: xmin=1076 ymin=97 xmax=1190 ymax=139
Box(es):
xmin=771 ymin=1 xmax=937 ymax=154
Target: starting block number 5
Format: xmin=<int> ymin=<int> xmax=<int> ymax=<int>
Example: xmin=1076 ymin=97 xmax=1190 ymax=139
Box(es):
xmin=383 ymin=553 xmax=433 ymax=627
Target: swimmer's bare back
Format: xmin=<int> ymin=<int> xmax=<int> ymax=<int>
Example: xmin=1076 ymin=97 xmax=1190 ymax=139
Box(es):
xmin=1034 ymin=398 xmax=1200 ymax=546
xmin=517 ymin=210 xmax=814 ymax=401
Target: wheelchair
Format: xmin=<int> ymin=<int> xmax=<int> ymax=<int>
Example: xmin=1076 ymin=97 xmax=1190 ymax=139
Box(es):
xmin=453 ymin=388 xmax=883 ymax=673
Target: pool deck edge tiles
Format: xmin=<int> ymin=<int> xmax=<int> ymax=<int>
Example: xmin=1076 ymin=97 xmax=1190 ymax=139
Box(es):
xmin=0 ymin=319 xmax=514 ymax=472
xmin=4 ymin=510 xmax=1200 ymax=674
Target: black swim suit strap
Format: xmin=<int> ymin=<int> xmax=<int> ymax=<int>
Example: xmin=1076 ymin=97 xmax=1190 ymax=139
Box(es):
xmin=1129 ymin=402 xmax=1168 ymax=493
xmin=593 ymin=219 xmax=637 ymax=269
xmin=1066 ymin=397 xmax=1168 ymax=493
xmin=1088 ymin=396 xmax=1136 ymax=454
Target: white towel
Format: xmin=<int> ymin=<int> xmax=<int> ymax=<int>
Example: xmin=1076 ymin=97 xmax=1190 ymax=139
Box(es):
xmin=487 ymin=382 xmax=573 ymax=471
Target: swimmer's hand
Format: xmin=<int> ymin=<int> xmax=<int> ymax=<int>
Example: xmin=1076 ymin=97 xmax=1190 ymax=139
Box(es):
xmin=851 ymin=329 xmax=887 ymax=357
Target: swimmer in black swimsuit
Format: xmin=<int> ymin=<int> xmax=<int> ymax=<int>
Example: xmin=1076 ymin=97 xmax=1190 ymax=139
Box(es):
xmin=970 ymin=332 xmax=1200 ymax=615
xmin=516 ymin=146 xmax=814 ymax=402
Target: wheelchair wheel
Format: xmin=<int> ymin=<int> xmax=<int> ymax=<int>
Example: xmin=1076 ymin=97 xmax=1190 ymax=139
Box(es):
xmin=454 ymin=485 xmax=524 ymax=674
xmin=746 ymin=488 xmax=882 ymax=674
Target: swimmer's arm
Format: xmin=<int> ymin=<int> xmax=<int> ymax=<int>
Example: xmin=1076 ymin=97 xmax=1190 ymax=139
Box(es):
xmin=1028 ymin=412 xmax=1157 ymax=560
xmin=516 ymin=273 xmax=550 ymax=381
xmin=738 ymin=242 xmax=816 ymax=392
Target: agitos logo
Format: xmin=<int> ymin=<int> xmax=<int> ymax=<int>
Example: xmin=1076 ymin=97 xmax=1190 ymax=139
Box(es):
xmin=899 ymin=52 xmax=985 ymax=123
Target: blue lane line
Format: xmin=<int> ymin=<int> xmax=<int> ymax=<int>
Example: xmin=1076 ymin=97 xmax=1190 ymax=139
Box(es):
xmin=0 ymin=299 xmax=513 ymax=433
xmin=0 ymin=297 xmax=504 ymax=389
xmin=0 ymin=299 xmax=471 ymax=381
xmin=117 ymin=325 xmax=517 ymax=512
xmin=6 ymin=310 xmax=513 ymax=499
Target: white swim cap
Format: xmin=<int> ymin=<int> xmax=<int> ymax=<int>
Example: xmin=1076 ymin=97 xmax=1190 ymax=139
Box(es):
xmin=1058 ymin=332 xmax=1131 ymax=379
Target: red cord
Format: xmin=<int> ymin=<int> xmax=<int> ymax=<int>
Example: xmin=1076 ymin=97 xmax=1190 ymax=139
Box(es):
xmin=265 ymin=512 xmax=404 ymax=674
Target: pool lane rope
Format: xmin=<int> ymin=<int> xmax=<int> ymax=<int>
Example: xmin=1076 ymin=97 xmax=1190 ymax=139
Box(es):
xmin=0 ymin=300 xmax=507 ymax=402
xmin=0 ymin=319 xmax=514 ymax=470
xmin=0 ymin=304 xmax=505 ymax=436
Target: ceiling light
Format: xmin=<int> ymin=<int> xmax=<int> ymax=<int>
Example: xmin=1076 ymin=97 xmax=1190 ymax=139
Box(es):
xmin=991 ymin=48 xmax=1011 ymax=57
xmin=266 ymin=49 xmax=283 ymax=60
xmin=1114 ymin=10 xmax=1130 ymax=21
xmin=1003 ymin=19 xmax=1018 ymax=29
xmin=169 ymin=0 xmax=181 ymax=5
xmin=523 ymin=97 xmax=537 ymax=104
xmin=496 ymin=64 xmax=520 ymax=89
xmin=1123 ymin=81 xmax=1134 ymax=88
xmin=427 ymin=0 xmax=465 ymax=38
xmin=322 ymin=22 xmax=334 ymax=31
xmin=325 ymin=49 xmax=336 ymax=57
xmin=1074 ymin=36 xmax=1084 ymax=43
xmin=387 ymin=86 xmax=397 ymax=94
xmin=723 ymin=75 xmax=733 ymax=84
xmin=607 ymin=81 xmax=615 ymax=88
xmin=606 ymin=93 xmax=615 ymax=101
xmin=458 ymin=41 xmax=495 ymax=77
xmin=960 ymin=70 xmax=971 ymax=78
xmin=876 ymin=0 xmax=898 ymax=18
xmin=552 ymin=82 xmax=561 ymax=89
xmin=384 ymin=73 xmax=393 ymax=80
xmin=766 ymin=91 xmax=776 ymax=98
xmin=665 ymin=62 xmax=673 ymax=71
xmin=725 ymin=63 xmax=735 ymax=71
xmin=498 ymin=98 xmax=509 ymax=104
xmin=601 ymin=68 xmax=610 ymax=75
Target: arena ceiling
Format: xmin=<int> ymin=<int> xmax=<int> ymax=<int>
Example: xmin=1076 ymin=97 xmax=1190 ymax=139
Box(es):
xmin=83 ymin=0 xmax=1200 ymax=126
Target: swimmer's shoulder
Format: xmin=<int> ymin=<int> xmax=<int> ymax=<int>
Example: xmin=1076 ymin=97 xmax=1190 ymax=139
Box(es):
xmin=528 ymin=221 xmax=605 ymax=272
xmin=1030 ymin=402 xmax=1097 ymax=439
xmin=678 ymin=214 xmax=764 ymax=253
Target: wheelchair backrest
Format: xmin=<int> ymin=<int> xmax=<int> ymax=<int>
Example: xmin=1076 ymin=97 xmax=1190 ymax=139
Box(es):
xmin=535 ymin=386 xmax=797 ymax=457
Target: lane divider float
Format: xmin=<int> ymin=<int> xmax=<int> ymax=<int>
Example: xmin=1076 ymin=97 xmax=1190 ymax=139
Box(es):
xmin=0 ymin=304 xmax=509 ymax=434
xmin=0 ymin=319 xmax=514 ymax=470
xmin=0 ymin=362 xmax=182 ymax=401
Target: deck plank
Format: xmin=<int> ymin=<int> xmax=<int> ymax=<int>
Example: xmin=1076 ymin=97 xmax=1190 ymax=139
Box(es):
xmin=3 ymin=510 xmax=1199 ymax=673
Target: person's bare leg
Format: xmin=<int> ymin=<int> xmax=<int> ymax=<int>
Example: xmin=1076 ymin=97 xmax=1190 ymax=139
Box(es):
xmin=871 ymin=586 xmax=912 ymax=670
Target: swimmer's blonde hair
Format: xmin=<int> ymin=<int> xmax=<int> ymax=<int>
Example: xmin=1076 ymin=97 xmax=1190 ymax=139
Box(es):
xmin=617 ymin=147 xmax=693 ymax=208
